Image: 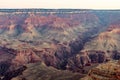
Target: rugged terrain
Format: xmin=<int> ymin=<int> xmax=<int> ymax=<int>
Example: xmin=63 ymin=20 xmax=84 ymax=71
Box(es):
xmin=11 ymin=62 xmax=83 ymax=80
xmin=66 ymin=21 xmax=120 ymax=72
xmin=81 ymin=60 xmax=120 ymax=80
xmin=0 ymin=9 xmax=120 ymax=80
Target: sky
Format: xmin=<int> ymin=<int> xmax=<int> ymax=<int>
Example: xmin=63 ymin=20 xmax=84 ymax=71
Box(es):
xmin=0 ymin=0 xmax=120 ymax=9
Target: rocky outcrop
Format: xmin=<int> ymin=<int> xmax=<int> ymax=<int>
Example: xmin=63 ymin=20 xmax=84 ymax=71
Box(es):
xmin=12 ymin=48 xmax=41 ymax=66
xmin=82 ymin=60 xmax=120 ymax=80
xmin=66 ymin=50 xmax=106 ymax=72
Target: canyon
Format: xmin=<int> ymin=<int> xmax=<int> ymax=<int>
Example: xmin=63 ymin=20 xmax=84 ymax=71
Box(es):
xmin=0 ymin=9 xmax=120 ymax=80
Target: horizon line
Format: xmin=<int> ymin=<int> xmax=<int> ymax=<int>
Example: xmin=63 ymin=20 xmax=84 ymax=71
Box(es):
xmin=0 ymin=8 xmax=120 ymax=10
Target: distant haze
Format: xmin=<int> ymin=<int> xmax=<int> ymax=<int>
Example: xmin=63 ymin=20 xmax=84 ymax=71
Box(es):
xmin=0 ymin=0 xmax=120 ymax=9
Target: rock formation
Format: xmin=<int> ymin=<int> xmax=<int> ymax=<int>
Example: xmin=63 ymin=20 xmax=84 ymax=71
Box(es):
xmin=0 ymin=9 xmax=120 ymax=80
xmin=82 ymin=60 xmax=120 ymax=80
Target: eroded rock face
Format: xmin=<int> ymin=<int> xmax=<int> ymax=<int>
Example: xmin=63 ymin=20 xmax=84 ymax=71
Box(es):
xmin=0 ymin=9 xmax=106 ymax=42
xmin=82 ymin=60 xmax=120 ymax=80
xmin=67 ymin=51 xmax=106 ymax=73
xmin=66 ymin=22 xmax=120 ymax=73
xmin=12 ymin=49 xmax=41 ymax=66
xmin=0 ymin=9 xmax=120 ymax=80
